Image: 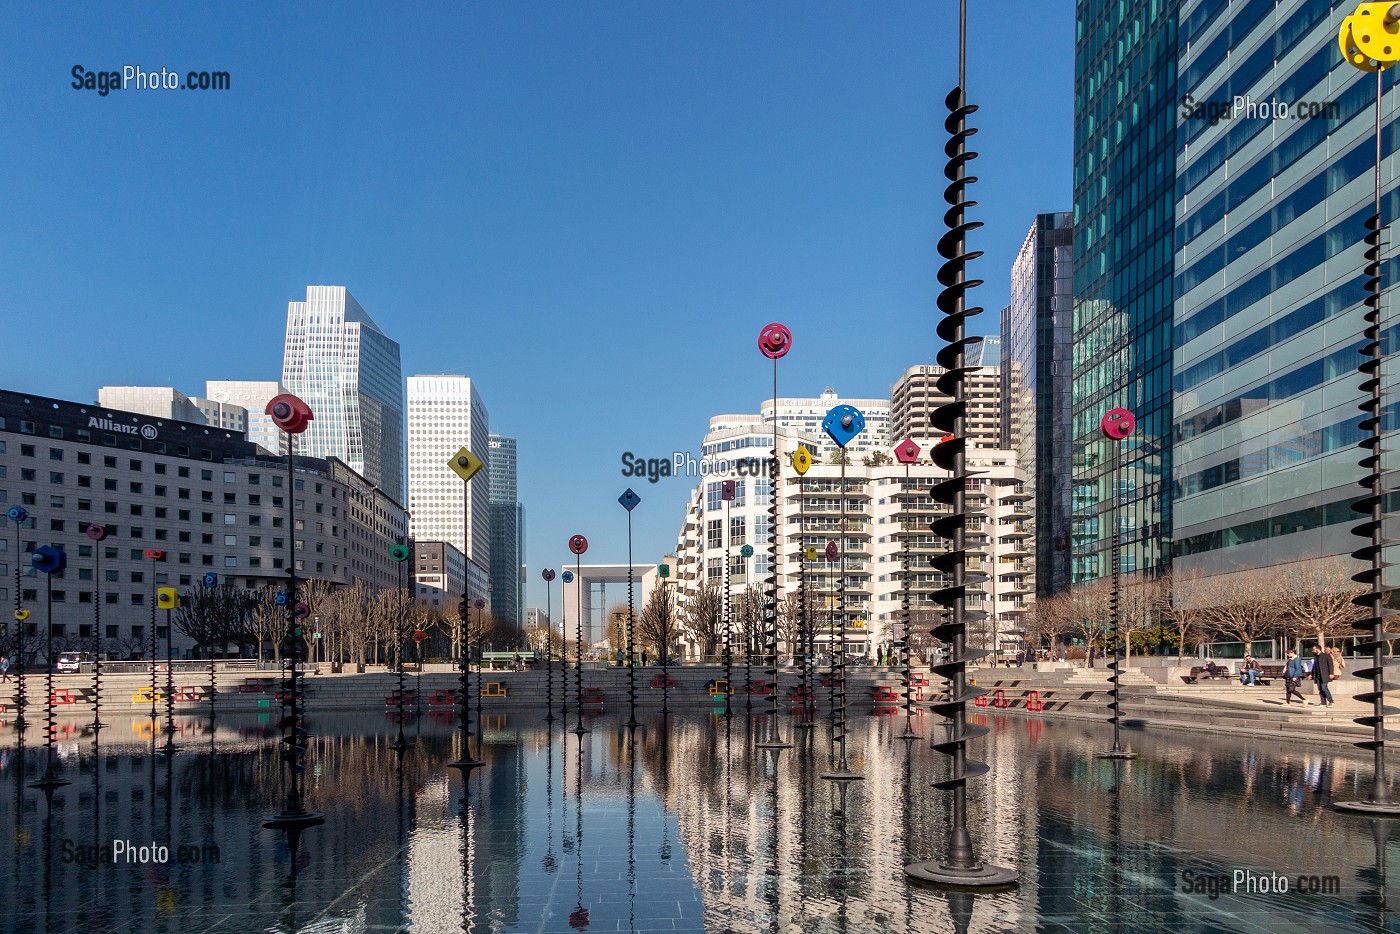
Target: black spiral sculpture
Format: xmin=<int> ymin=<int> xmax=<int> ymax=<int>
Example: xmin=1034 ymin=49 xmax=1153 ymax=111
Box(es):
xmin=87 ymin=522 xmax=109 ymax=733
xmin=904 ymin=65 xmax=1017 ymax=886
xmin=29 ymin=547 xmax=68 ymax=788
xmin=820 ymin=406 xmax=863 ymax=781
xmin=1099 ymin=408 xmax=1137 ymax=760
xmin=757 ymin=326 xmax=793 ymax=750
xmin=621 ymin=489 xmax=640 ymax=729
xmin=895 ymin=441 xmax=920 ymax=740
xmin=724 ymin=493 xmax=735 ymax=719
xmin=262 ymin=392 xmax=324 ymax=838
xmin=795 ymin=478 xmax=814 ymax=728
xmin=1336 ymin=71 xmax=1400 ymax=816
xmin=543 ymin=568 xmax=556 ymax=723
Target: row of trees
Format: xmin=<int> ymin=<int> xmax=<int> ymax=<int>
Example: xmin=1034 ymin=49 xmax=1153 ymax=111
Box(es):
xmin=1024 ymin=559 xmax=1367 ymax=665
xmin=161 ymin=580 xmax=531 ymax=665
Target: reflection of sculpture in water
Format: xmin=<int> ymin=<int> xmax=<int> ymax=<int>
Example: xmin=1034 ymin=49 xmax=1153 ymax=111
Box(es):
xmin=569 ymin=729 xmax=588 ymax=928
xmin=543 ymin=720 xmax=558 ymax=875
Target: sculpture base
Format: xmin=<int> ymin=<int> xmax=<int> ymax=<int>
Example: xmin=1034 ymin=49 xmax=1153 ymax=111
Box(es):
xmin=1334 ymin=799 xmax=1400 ymax=817
xmin=820 ymin=769 xmax=864 ymax=781
xmin=572 ymin=724 xmax=590 ymax=736
xmin=1096 ymin=750 xmax=1137 ymax=760
xmin=447 ymin=758 xmax=484 ymax=772
xmin=755 ymin=739 xmax=793 ymax=749
xmin=389 ymin=737 xmax=414 ymax=752
xmin=906 ymin=860 xmax=1020 ymax=889
xmin=263 ymin=811 xmax=325 ymax=830
xmin=28 ymin=777 xmax=70 ymax=790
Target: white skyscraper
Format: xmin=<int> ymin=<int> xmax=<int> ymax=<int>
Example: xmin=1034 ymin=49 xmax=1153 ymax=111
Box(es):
xmin=407 ymin=375 xmax=491 ymax=588
xmin=281 ymin=286 xmax=405 ymax=501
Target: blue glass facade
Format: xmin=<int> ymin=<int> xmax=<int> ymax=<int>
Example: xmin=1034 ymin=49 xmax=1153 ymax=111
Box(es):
xmin=1171 ymin=0 xmax=1398 ymax=577
xmin=1072 ymin=0 xmax=1179 ymax=583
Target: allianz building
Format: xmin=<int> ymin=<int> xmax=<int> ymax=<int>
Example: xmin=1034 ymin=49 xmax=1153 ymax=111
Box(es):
xmin=0 ymin=389 xmax=407 ymax=661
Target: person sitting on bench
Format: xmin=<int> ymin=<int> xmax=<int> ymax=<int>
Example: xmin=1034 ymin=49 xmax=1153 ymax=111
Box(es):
xmin=1202 ymin=659 xmax=1220 ymax=679
xmin=1239 ymin=654 xmax=1261 ymax=686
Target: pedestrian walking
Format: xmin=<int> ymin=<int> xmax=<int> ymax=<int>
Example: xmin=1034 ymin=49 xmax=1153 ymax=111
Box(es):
xmin=1284 ymin=649 xmax=1306 ymax=705
xmin=0 ymin=655 xmax=9 ymax=682
xmin=1311 ymin=644 xmax=1336 ymax=707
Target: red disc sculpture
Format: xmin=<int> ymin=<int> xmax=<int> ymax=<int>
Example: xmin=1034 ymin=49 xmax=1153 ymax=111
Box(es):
xmin=1100 ymin=408 xmax=1135 ymax=440
xmin=569 ymin=535 xmax=588 ymax=555
xmin=757 ymin=322 xmax=792 ymax=359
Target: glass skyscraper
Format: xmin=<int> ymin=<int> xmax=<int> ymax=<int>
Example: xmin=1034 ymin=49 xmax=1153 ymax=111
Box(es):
xmin=282 ymin=286 xmax=405 ymax=502
xmin=1071 ymin=0 xmax=1179 ymax=583
xmin=1003 ymin=212 xmax=1075 ymax=597
xmin=489 ymin=434 xmax=525 ymax=628
xmin=1171 ymin=0 xmax=1399 ymax=579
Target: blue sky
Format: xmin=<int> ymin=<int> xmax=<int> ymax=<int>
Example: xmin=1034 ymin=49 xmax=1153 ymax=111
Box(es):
xmin=2 ymin=2 xmax=1073 ymax=613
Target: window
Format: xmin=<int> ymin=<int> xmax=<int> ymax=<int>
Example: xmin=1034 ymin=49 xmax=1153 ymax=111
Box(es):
xmin=48 ymin=472 xmax=63 ymax=484
xmin=224 ymin=493 xmax=236 ymax=504
xmin=154 ymin=485 xmax=166 ymax=497
xmin=248 ymin=474 xmax=260 ymax=485
xmin=49 ymin=495 xmax=64 ymax=508
xmin=129 ymin=504 xmax=143 ymax=516
xmin=77 ymin=452 xmax=90 ymax=465
xmin=223 ymin=514 xmax=236 ymax=525
xmin=224 ymin=556 xmax=237 ymax=567
xmin=200 ymin=470 xmax=212 ymax=481
xmin=130 ymin=594 xmax=143 ymax=606
xmin=129 ymin=483 xmax=142 ymax=494
xmin=707 ymin=520 xmax=722 ymax=549
xmin=223 ymin=534 xmax=236 ymax=546
xmin=154 ymin=463 xmax=166 ymax=475
xmin=103 ymin=478 xmax=117 ymax=491
xmin=104 ymin=502 xmax=117 ymax=514
xmin=129 ymin=459 xmax=141 ymax=471
xmin=77 ymin=475 xmax=90 ymax=487
xmin=178 ymin=466 xmax=189 ymax=478
xmin=103 ymin=456 xmax=116 ymax=468
xmin=178 ymin=509 xmax=190 ymax=521
xmin=223 ymin=471 xmax=236 ymax=483
xmin=48 ymin=448 xmax=63 ymax=461
xmin=21 ymin=468 xmax=36 ymax=481
xmin=49 ymin=519 xmax=64 ymax=532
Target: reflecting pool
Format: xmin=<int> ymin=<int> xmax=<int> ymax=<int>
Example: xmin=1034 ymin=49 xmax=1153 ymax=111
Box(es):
xmin=0 ymin=709 xmax=1395 ymax=932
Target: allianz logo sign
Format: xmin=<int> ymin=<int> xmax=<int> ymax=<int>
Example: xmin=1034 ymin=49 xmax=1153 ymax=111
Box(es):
xmin=88 ymin=417 xmax=158 ymax=440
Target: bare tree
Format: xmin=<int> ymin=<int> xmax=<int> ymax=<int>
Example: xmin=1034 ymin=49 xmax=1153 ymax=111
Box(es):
xmin=1195 ymin=567 xmax=1285 ymax=652
xmin=172 ymin=582 xmax=255 ymax=657
xmin=1155 ymin=568 xmax=1208 ymax=662
xmin=778 ymin=590 xmax=802 ymax=657
xmin=1022 ymin=592 xmax=1071 ymax=659
xmin=248 ymin=586 xmax=284 ymax=663
xmin=1276 ymin=556 xmax=1364 ymax=651
xmin=1068 ymin=580 xmax=1112 ymax=667
xmin=637 ymin=586 xmax=678 ymax=660
xmin=679 ymin=580 xmax=723 ymax=659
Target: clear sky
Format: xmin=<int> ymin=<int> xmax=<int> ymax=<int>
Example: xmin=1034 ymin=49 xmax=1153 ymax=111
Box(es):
xmin=2 ymin=2 xmax=1074 ymax=613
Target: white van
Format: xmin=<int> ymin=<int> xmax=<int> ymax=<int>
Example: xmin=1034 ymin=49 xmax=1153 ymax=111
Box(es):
xmin=55 ymin=652 xmax=93 ymax=673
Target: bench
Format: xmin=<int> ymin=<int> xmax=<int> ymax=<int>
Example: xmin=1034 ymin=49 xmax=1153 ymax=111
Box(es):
xmin=1182 ymin=665 xmax=1231 ymax=684
xmin=49 ymin=689 xmax=79 ymax=706
xmin=131 ymin=687 xmax=162 ymax=704
xmin=581 ymin=687 xmax=604 ymax=705
xmin=750 ymin=679 xmax=773 ymax=696
xmin=871 ymin=686 xmax=898 ymax=702
xmin=481 ymin=682 xmax=507 ymax=698
xmin=649 ymin=673 xmax=677 ymax=690
xmin=428 ymin=689 xmax=457 ymax=707
xmin=385 ymin=689 xmax=417 ymax=707
xmin=238 ymin=678 xmax=271 ymax=694
xmin=174 ymin=685 xmax=204 ymax=702
xmin=707 ymin=680 xmax=734 ymax=697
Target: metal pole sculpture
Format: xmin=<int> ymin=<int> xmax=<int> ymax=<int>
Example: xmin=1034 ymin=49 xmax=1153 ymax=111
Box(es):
xmin=1337 ymin=1 xmax=1400 ymax=817
xmin=792 ymin=448 xmax=814 ymax=728
xmin=659 ymin=561 xmax=672 ymax=716
xmin=473 ymin=597 xmax=486 ymax=751
xmin=825 ymin=539 xmax=839 ymax=724
xmin=144 ymin=548 xmax=166 ymax=720
xmin=757 ymin=321 xmax=794 ymax=749
xmin=569 ymin=535 xmax=589 ymax=736
xmin=721 ymin=479 xmax=736 ymax=718
xmin=1098 ymin=409 xmax=1137 ymax=760
xmin=157 ymin=587 xmax=178 ymax=747
xmin=821 ymin=404 xmax=864 ymax=781
xmin=542 ymin=568 xmax=557 ymax=722
xmin=389 ymin=543 xmax=413 ymax=752
xmin=202 ymin=572 xmax=218 ymax=732
xmin=446 ymin=446 xmax=484 ymax=774
xmin=261 ymin=391 xmax=324 ymax=835
xmin=906 ymin=0 xmax=1018 ymax=885
xmin=29 ymin=546 xmax=68 ymax=789
xmin=8 ymin=506 xmax=30 ymax=732
xmin=561 ymin=569 xmax=575 ymax=723
xmin=895 ymin=438 xmax=922 ymax=740
xmin=86 ymin=523 xmax=109 ymax=732
xmin=619 ymin=489 xmax=642 ymax=728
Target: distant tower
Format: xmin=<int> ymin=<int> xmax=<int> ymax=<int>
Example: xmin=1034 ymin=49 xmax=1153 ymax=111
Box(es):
xmin=281 ymin=286 xmax=405 ymax=501
xmin=407 ymin=375 xmax=491 ymax=587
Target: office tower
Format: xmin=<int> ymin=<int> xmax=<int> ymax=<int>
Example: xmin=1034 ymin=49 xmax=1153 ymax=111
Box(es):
xmin=970 ymin=335 xmax=1001 ymax=368
xmin=488 ymin=434 xmax=525 ymax=628
xmin=407 ymin=375 xmax=490 ymax=592
xmin=1170 ymin=0 xmax=1400 ymax=582
xmin=890 ymin=365 xmax=1003 ymax=448
xmin=1002 ymin=212 xmax=1075 ymax=598
xmin=719 ymin=388 xmax=890 ymax=459
xmin=97 ymin=386 xmax=207 ymax=424
xmin=281 ymin=285 xmax=405 ymax=501
xmin=1070 ymin=0 xmax=1177 ymax=583
xmin=206 ymin=380 xmax=289 ymax=455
